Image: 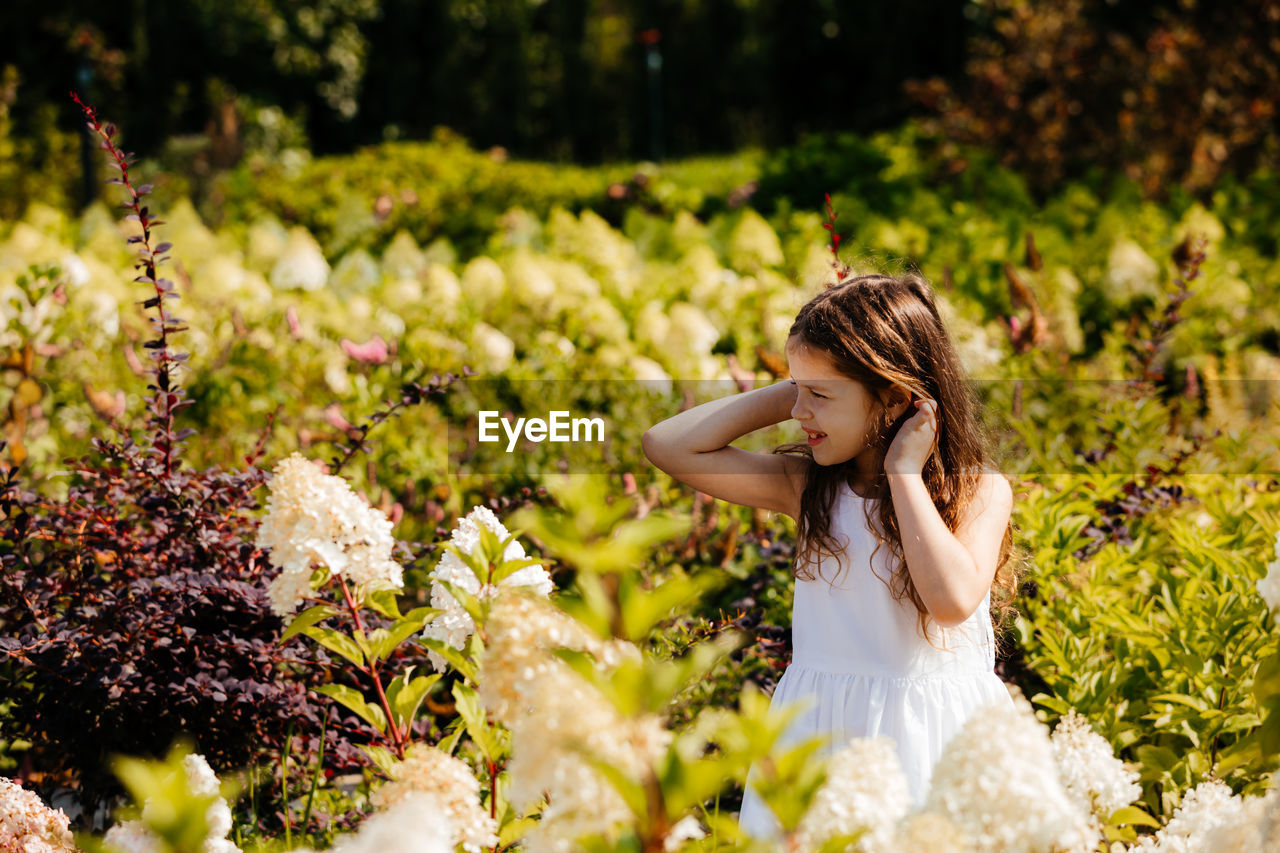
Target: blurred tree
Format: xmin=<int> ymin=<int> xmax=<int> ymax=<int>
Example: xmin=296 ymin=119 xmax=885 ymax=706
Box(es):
xmin=0 ymin=0 xmax=968 ymax=166
xmin=905 ymin=0 xmax=1280 ymax=197
xmin=0 ymin=0 xmax=381 ymax=160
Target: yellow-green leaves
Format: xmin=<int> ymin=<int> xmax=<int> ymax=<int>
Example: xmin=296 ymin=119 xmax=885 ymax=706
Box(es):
xmin=313 ymin=684 xmax=388 ymax=732
xmin=510 ymin=475 xmax=690 ymax=575
xmin=385 ymin=667 xmax=441 ymax=732
xmin=105 ymin=742 xmax=235 ymax=853
xmin=279 ymin=604 xmax=340 ymax=642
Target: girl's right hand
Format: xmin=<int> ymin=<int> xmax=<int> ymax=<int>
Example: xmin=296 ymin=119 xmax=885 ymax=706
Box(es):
xmin=884 ymin=398 xmax=939 ymax=476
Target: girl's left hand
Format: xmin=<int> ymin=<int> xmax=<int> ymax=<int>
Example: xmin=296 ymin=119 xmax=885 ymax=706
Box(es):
xmin=884 ymin=398 xmax=939 ymax=476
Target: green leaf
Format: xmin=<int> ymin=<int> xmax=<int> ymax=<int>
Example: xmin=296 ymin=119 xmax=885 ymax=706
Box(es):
xmin=816 ymin=831 xmax=870 ymax=853
xmin=360 ymin=744 xmax=399 ymax=776
xmin=441 ymin=542 xmax=493 ymax=588
xmin=498 ymin=815 xmax=539 ymax=848
xmin=417 ymin=636 xmax=477 ymax=681
xmin=363 ymin=588 xmax=403 ymax=620
xmin=280 ymin=605 xmax=339 ymax=643
xmin=401 ymin=605 xmax=441 ymax=628
xmin=475 ymin=524 xmax=506 ymax=582
xmin=372 ymin=614 xmax=440 ymax=662
xmin=314 ymin=684 xmax=387 ymax=732
xmin=438 ymin=718 xmax=466 ymax=756
xmin=661 ymin=755 xmax=747 ymax=816
xmin=434 ymin=577 xmax=486 ymax=626
xmin=386 ymin=669 xmax=441 ymax=731
xmin=1135 ymin=744 xmax=1179 ymax=779
xmin=620 ymin=571 xmax=726 ymax=642
xmin=301 ymin=626 xmax=366 ymax=667
xmin=452 ymin=681 xmax=500 ymax=761
xmin=1148 ymin=692 xmax=1211 ymax=712
xmin=559 ymin=574 xmax=616 ymax=638
xmin=1104 ymin=805 xmax=1162 ymax=829
xmin=489 ymin=556 xmax=545 ymax=585
xmin=1253 ymin=651 xmax=1280 ymax=705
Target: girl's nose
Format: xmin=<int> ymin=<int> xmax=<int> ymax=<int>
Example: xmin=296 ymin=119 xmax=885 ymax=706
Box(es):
xmin=791 ymin=399 xmax=808 ymax=421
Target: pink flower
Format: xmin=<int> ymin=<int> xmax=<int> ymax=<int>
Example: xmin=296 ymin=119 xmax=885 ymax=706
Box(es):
xmin=341 ymin=334 xmax=389 ymax=364
xmin=325 ymin=403 xmax=355 ymax=432
xmin=286 ymin=305 xmax=303 ymax=339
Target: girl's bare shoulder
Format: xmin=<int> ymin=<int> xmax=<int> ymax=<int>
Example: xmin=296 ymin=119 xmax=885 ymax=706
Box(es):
xmin=972 ymin=466 xmax=1014 ymax=515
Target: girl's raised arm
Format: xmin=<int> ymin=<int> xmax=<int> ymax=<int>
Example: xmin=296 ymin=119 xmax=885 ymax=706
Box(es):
xmin=641 ymin=380 xmax=807 ymax=522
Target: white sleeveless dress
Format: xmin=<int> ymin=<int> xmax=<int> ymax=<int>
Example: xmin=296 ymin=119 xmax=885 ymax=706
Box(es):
xmin=736 ymin=480 xmax=1015 ymax=840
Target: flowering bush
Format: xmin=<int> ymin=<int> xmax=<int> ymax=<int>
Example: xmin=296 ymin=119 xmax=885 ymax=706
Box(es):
xmin=0 ymin=774 xmax=76 ymax=853
xmin=0 ymin=98 xmax=449 ymax=827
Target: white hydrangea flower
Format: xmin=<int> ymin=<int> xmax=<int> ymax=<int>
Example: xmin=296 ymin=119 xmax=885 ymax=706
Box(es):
xmin=256 ymin=452 xmax=404 ymax=621
xmin=105 ymin=753 xmax=240 ymax=853
xmin=922 ymin=693 xmax=1097 ymax=853
xmin=471 ymin=323 xmax=515 ymax=373
xmin=330 ymin=791 xmax=455 ymax=853
xmin=662 ymin=814 xmax=707 ymax=851
xmin=269 ymin=227 xmax=330 ymax=292
xmin=631 ymin=356 xmax=673 ymax=395
xmin=1128 ymin=779 xmax=1246 ymax=853
xmin=371 ymin=745 xmax=497 ymax=853
xmin=461 ymin=256 xmax=506 ymax=308
xmin=1197 ymin=784 xmax=1280 ymax=853
xmin=793 ymin=736 xmax=911 ymax=853
xmin=884 ymin=811 xmax=968 ymax=853
xmin=0 ymin=776 xmax=77 ymax=853
xmin=420 ymin=506 xmax=551 ymax=673
xmin=423 ymin=264 xmax=462 ymax=319
xmin=60 ymin=251 xmax=91 ymax=288
xmin=1050 ymin=709 xmax=1142 ymax=829
xmin=1105 ymin=239 xmax=1160 ymax=302
xmin=727 ymin=209 xmax=784 ymax=272
xmin=104 ymin=820 xmax=163 ymax=853
xmin=478 ymin=589 xmax=636 ymax=724
xmin=480 ymin=589 xmax=654 ymax=853
xmin=1258 ymin=531 xmax=1280 ymax=617
xmin=668 ymin=303 xmax=720 ymax=360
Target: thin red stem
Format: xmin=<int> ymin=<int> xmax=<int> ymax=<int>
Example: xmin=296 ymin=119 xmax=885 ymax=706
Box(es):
xmin=336 ymin=575 xmax=405 ymax=758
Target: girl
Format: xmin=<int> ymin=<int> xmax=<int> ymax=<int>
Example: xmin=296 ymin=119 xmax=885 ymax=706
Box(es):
xmin=641 ymin=272 xmax=1021 ymax=840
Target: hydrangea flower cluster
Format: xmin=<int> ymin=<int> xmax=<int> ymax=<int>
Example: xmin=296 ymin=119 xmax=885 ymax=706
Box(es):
xmin=103 ymin=754 xmax=239 ymax=853
xmin=1255 ymin=530 xmax=1280 ymax=618
xmin=479 ymin=588 xmax=660 ymax=853
xmin=328 ymin=791 xmax=454 ymax=853
xmin=0 ymin=776 xmax=76 ymax=853
xmin=420 ymin=505 xmax=552 ymax=674
xmin=1050 ymin=707 xmax=1142 ymax=836
xmin=1128 ymin=779 xmax=1247 ymax=852
xmin=792 ymin=736 xmax=911 ymax=853
xmin=921 ymin=693 xmax=1097 ymax=853
xmin=370 ymin=744 xmax=497 ymax=853
xmin=1196 ymin=784 xmax=1280 ymax=852
xmin=255 ymin=452 xmax=404 ymax=620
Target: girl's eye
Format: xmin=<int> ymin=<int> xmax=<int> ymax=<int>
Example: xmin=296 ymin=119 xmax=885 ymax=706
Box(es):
xmin=790 ymin=380 xmax=825 ymax=399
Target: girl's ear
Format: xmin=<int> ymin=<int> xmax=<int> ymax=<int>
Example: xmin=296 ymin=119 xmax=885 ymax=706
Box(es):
xmin=886 ymin=386 xmax=914 ymax=420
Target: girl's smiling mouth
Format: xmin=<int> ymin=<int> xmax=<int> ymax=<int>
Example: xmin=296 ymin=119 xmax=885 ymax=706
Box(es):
xmin=803 ymin=428 xmax=826 ymax=445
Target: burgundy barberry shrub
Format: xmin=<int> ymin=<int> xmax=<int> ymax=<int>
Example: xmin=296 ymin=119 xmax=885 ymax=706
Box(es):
xmin=0 ymin=97 xmax=396 ymax=824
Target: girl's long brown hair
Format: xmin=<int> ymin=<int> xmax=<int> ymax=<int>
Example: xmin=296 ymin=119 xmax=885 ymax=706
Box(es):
xmin=773 ymin=271 xmax=1024 ymax=652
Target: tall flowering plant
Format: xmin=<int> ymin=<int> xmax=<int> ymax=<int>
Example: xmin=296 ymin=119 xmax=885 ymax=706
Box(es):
xmin=258 ymin=451 xmax=440 ymax=762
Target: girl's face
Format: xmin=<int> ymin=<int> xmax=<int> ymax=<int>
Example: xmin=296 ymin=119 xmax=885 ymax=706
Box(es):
xmin=785 ymin=338 xmax=887 ymax=473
